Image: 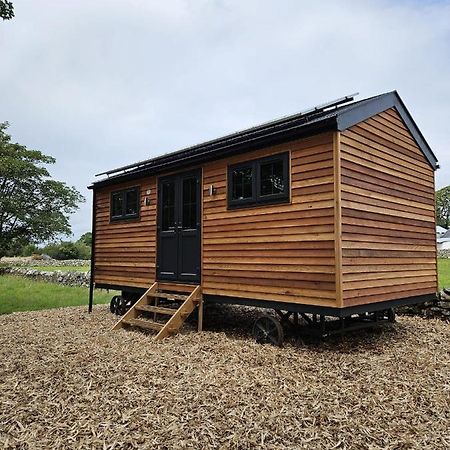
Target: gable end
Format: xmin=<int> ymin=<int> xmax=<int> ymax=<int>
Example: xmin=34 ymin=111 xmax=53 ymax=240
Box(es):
xmin=336 ymin=91 xmax=438 ymax=170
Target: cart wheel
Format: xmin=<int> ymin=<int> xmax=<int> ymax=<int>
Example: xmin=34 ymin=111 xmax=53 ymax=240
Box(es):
xmin=387 ymin=308 xmax=396 ymax=323
xmin=110 ymin=295 xmax=120 ymax=314
xmin=253 ymin=314 xmax=284 ymax=347
xmin=116 ymin=296 xmax=127 ymax=316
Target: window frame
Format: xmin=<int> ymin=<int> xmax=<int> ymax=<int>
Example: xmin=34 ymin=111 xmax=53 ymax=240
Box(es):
xmin=110 ymin=186 xmax=140 ymax=221
xmin=227 ymin=152 xmax=290 ymax=209
xmin=227 ymin=160 xmax=257 ymax=208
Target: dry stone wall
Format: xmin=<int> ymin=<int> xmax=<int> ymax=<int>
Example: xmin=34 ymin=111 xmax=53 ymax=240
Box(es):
xmin=1 ymin=267 xmax=90 ymax=287
xmin=397 ymin=289 xmax=450 ymax=320
xmin=0 ymin=257 xmax=89 ymax=267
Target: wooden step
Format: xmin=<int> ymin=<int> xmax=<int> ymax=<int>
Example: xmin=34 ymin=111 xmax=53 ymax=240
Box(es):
xmin=112 ymin=282 xmax=203 ymax=339
xmin=157 ymin=282 xmax=196 ymax=293
xmin=123 ymin=318 xmax=163 ymax=332
xmin=147 ymin=292 xmax=188 ymax=301
xmin=135 ymin=305 xmax=176 ymax=316
xmin=155 ymin=285 xmax=202 ymax=341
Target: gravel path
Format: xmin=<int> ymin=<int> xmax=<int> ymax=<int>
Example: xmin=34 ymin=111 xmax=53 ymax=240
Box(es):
xmin=0 ymin=305 xmax=449 ymax=449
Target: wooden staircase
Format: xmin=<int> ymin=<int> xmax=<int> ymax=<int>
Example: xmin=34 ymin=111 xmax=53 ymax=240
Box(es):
xmin=111 ymin=282 xmax=202 ymax=340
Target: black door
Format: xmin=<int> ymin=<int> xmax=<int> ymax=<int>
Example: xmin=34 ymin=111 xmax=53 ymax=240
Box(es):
xmin=157 ymin=170 xmax=201 ymax=283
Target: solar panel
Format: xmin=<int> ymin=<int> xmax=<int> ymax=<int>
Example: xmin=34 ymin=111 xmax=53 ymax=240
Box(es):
xmin=296 ymin=92 xmax=359 ymax=116
xmin=95 ymin=92 xmax=359 ymax=178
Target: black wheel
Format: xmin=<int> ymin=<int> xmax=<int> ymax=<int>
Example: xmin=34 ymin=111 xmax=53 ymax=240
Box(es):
xmin=252 ymin=314 xmax=284 ymax=347
xmin=387 ymin=308 xmax=396 ymax=323
xmin=110 ymin=295 xmax=120 ymax=314
xmin=116 ymin=296 xmax=127 ymax=316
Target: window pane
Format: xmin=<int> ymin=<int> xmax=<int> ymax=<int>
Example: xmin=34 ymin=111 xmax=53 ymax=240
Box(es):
xmin=162 ymin=181 xmax=175 ymax=231
xmin=182 ymin=177 xmax=197 ymax=229
xmin=260 ymin=160 xmax=285 ymax=196
xmin=231 ymin=166 xmax=253 ymax=200
xmin=125 ymin=189 xmax=138 ymax=215
xmin=111 ymin=192 xmax=123 ymax=217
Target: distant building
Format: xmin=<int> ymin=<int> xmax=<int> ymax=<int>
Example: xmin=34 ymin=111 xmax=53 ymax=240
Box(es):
xmin=437 ymin=229 xmax=450 ymax=250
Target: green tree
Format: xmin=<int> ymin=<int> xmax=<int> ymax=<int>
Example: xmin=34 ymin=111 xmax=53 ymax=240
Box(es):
xmin=77 ymin=232 xmax=92 ymax=247
xmin=0 ymin=1 xmax=14 ymax=20
xmin=436 ymin=186 xmax=450 ymax=228
xmin=0 ymin=122 xmax=84 ymax=257
xmin=41 ymin=241 xmax=90 ymax=260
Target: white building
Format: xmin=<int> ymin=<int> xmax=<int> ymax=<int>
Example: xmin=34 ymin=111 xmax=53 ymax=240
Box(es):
xmin=437 ymin=229 xmax=450 ymax=250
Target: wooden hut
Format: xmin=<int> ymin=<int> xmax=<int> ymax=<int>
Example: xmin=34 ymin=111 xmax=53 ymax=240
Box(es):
xmin=88 ymin=91 xmax=439 ymax=343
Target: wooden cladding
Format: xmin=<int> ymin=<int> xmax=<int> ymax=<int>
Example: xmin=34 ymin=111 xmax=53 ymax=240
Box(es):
xmin=94 ymin=178 xmax=156 ymax=288
xmin=93 ymin=105 xmax=437 ymax=311
xmin=340 ymin=108 xmax=437 ymax=307
xmin=202 ymin=132 xmax=337 ymax=306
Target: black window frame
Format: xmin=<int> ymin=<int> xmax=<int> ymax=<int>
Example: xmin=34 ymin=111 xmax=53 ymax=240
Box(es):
xmin=227 ymin=160 xmax=257 ymax=208
xmin=110 ymin=186 xmax=140 ymax=221
xmin=227 ymin=152 xmax=290 ymax=209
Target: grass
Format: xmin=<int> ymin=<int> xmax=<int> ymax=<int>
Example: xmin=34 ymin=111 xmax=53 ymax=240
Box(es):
xmin=26 ymin=265 xmax=90 ymax=272
xmin=0 ymin=258 xmax=449 ymax=315
xmin=0 ymin=275 xmax=116 ymax=315
xmin=438 ymin=258 xmax=450 ymax=290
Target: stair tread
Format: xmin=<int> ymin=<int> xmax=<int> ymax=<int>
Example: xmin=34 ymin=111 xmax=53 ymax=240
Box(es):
xmin=157 ymin=282 xmax=196 ymax=293
xmin=123 ymin=318 xmax=163 ymax=331
xmin=147 ymin=292 xmax=188 ymax=301
xmin=135 ymin=305 xmax=176 ymax=315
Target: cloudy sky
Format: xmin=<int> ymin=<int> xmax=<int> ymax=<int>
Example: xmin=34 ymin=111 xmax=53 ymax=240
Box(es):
xmin=1 ymin=0 xmax=449 ymax=239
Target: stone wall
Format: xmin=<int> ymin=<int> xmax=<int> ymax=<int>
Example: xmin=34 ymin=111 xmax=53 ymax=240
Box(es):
xmin=1 ymin=267 xmax=90 ymax=287
xmin=0 ymin=257 xmax=89 ymax=267
xmin=397 ymin=289 xmax=450 ymax=320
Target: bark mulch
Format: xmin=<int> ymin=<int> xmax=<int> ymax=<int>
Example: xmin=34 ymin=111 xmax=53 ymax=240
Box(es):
xmin=0 ymin=305 xmax=449 ymax=449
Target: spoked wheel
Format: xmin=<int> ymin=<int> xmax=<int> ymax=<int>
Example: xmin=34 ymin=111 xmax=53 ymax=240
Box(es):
xmin=252 ymin=314 xmax=284 ymax=347
xmin=110 ymin=295 xmax=120 ymax=314
xmin=116 ymin=296 xmax=127 ymax=316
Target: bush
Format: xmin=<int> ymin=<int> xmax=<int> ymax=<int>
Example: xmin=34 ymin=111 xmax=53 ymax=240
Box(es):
xmin=21 ymin=244 xmax=39 ymax=257
xmin=75 ymin=242 xmax=91 ymax=260
xmin=40 ymin=241 xmax=90 ymax=260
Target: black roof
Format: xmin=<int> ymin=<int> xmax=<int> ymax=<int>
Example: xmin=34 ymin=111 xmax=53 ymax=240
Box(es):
xmin=90 ymin=91 xmax=438 ymax=189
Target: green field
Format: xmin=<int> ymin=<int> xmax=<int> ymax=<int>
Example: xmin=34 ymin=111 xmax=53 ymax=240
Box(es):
xmin=0 ymin=275 xmax=115 ymax=315
xmin=0 ymin=258 xmax=449 ymax=315
xmin=438 ymin=258 xmax=450 ymax=290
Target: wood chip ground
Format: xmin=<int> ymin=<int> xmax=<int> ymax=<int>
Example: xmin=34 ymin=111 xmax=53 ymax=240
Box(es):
xmin=0 ymin=304 xmax=449 ymax=449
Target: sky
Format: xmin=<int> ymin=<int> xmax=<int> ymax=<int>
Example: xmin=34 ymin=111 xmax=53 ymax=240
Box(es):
xmin=1 ymin=0 xmax=449 ymax=240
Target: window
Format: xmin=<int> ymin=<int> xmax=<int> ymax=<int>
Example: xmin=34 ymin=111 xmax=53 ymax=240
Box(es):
xmin=161 ymin=181 xmax=175 ymax=231
xmin=110 ymin=187 xmax=140 ymax=220
xmin=229 ymin=163 xmax=255 ymax=206
xmin=228 ymin=152 xmax=289 ymax=208
xmin=182 ymin=177 xmax=198 ymax=229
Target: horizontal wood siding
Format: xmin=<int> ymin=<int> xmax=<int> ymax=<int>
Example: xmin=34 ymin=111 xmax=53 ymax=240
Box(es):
xmin=340 ymin=108 xmax=437 ymax=307
xmin=202 ymin=132 xmax=338 ymax=307
xmin=94 ymin=178 xmax=156 ymax=288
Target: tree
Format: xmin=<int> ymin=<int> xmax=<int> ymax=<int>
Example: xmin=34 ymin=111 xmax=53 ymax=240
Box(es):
xmin=436 ymin=186 xmax=450 ymax=229
xmin=77 ymin=232 xmax=92 ymax=247
xmin=0 ymin=122 xmax=84 ymax=257
xmin=0 ymin=1 xmax=14 ymax=20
